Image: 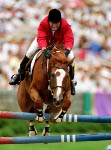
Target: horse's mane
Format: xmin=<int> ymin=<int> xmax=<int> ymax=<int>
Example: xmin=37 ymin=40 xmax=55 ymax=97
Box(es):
xmin=51 ymin=45 xmax=68 ymax=64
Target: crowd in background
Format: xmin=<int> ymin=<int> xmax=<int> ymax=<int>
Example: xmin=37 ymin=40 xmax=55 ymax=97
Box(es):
xmin=0 ymin=0 xmax=111 ymax=92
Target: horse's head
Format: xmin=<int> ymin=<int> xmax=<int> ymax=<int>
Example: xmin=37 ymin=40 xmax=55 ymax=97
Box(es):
xmin=49 ymin=45 xmax=71 ymax=107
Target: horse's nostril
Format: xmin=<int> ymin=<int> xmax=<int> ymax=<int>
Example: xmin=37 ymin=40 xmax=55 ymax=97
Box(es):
xmin=56 ymin=101 xmax=60 ymax=105
xmin=53 ymin=100 xmax=63 ymax=107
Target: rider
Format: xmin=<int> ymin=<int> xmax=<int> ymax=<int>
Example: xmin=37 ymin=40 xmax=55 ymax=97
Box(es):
xmin=9 ymin=9 xmax=76 ymax=95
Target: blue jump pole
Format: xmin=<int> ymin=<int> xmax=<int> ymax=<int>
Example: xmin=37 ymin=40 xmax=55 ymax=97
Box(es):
xmin=0 ymin=111 xmax=111 ymax=123
xmin=0 ymin=133 xmax=111 ymax=144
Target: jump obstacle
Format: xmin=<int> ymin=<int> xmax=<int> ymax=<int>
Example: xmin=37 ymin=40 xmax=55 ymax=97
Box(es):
xmin=0 ymin=111 xmax=111 ymax=144
xmin=0 ymin=111 xmax=111 ymax=123
xmin=1 ymin=133 xmax=111 ymax=144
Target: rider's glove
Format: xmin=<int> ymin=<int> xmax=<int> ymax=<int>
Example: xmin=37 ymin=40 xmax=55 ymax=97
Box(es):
xmin=64 ymin=49 xmax=70 ymax=57
xmin=44 ymin=48 xmax=51 ymax=59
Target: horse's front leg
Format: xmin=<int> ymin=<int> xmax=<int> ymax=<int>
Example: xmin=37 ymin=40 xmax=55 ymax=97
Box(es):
xmin=30 ymin=88 xmax=45 ymax=122
xmin=53 ymin=90 xmax=71 ymax=123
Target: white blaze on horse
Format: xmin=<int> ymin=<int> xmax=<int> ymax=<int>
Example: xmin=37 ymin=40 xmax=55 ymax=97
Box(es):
xmin=17 ymin=45 xmax=74 ymax=136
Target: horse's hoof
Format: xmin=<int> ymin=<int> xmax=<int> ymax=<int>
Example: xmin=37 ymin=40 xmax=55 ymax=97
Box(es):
xmin=28 ymin=125 xmax=37 ymax=136
xmin=43 ymin=132 xmax=50 ymax=144
xmin=42 ymin=127 xmax=50 ymax=136
xmin=50 ymin=117 xmax=62 ymax=123
xmin=44 ymin=132 xmax=50 ymax=136
xmin=28 ymin=131 xmax=37 ymax=136
xmin=54 ymin=117 xmax=62 ymax=123
xmin=42 ymin=128 xmax=50 ymax=144
xmin=49 ymin=117 xmax=57 ymax=124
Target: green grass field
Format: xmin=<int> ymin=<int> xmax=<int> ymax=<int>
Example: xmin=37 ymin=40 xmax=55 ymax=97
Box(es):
xmin=0 ymin=141 xmax=110 ymax=150
xmin=0 ymin=120 xmax=111 ymax=150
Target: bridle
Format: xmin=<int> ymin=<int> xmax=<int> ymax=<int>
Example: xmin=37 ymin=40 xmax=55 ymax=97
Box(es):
xmin=49 ymin=65 xmax=70 ymax=94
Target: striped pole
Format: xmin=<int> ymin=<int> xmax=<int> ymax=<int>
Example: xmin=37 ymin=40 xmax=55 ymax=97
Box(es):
xmin=0 ymin=111 xmax=111 ymax=123
xmin=0 ymin=133 xmax=111 ymax=144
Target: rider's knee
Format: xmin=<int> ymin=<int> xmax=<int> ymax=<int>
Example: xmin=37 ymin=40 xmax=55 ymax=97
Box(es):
xmin=67 ymin=51 xmax=75 ymax=61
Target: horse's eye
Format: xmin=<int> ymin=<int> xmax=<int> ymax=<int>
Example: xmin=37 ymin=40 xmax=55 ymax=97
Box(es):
xmin=51 ymin=72 xmax=55 ymax=78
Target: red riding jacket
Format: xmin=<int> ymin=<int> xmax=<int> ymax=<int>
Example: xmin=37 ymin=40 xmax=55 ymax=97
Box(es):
xmin=37 ymin=16 xmax=74 ymax=50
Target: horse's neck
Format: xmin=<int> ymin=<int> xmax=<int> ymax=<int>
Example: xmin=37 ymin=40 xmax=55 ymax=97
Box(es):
xmin=33 ymin=54 xmax=48 ymax=78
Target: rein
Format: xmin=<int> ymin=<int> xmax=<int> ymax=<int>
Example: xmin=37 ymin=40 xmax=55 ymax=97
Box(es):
xmin=40 ymin=45 xmax=70 ymax=93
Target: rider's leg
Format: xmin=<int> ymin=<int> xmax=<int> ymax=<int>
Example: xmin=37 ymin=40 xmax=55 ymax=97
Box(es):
xmin=67 ymin=51 xmax=77 ymax=95
xmin=9 ymin=37 xmax=38 ymax=85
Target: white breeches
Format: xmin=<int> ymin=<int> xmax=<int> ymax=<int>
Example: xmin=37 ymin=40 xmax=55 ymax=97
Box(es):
xmin=26 ymin=37 xmax=38 ymax=58
xmin=26 ymin=37 xmax=75 ymax=66
xmin=67 ymin=50 xmax=75 ymax=66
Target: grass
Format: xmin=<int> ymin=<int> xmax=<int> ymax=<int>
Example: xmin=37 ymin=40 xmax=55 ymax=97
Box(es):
xmin=0 ymin=141 xmax=110 ymax=150
xmin=0 ymin=120 xmax=111 ymax=150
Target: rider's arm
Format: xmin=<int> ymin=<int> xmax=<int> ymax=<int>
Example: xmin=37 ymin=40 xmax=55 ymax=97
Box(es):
xmin=37 ymin=22 xmax=48 ymax=50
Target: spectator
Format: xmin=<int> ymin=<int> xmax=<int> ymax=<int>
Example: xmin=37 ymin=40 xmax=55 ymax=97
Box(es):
xmin=0 ymin=0 xmax=111 ymax=92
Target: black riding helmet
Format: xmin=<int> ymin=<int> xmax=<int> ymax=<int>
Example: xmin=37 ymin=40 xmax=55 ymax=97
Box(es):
xmin=48 ymin=9 xmax=61 ymax=23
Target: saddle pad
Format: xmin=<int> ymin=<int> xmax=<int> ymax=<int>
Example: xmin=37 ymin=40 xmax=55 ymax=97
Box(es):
xmin=30 ymin=50 xmax=42 ymax=74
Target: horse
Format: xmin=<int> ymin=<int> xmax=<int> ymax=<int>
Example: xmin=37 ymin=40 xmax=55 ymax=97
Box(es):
xmin=17 ymin=45 xmax=74 ymax=136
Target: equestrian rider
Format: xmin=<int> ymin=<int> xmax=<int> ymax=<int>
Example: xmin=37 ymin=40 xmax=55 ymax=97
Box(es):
xmin=9 ymin=9 xmax=76 ymax=95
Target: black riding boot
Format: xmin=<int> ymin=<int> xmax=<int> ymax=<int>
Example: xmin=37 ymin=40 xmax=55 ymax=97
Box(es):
xmin=69 ymin=65 xmax=77 ymax=95
xmin=9 ymin=55 xmax=30 ymax=85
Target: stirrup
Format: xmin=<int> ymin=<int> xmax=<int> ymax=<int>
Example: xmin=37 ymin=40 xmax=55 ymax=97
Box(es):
xmin=10 ymin=74 xmax=21 ymax=85
xmin=71 ymin=80 xmax=77 ymax=86
xmin=74 ymin=81 xmax=77 ymax=86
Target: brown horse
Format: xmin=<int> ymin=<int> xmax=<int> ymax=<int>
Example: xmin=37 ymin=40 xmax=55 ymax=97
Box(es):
xmin=17 ymin=45 xmax=74 ymax=136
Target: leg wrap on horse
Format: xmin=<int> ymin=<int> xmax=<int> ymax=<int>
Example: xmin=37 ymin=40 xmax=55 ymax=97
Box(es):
xmin=28 ymin=121 xmax=37 ymax=136
xmin=36 ymin=109 xmax=44 ymax=117
xmin=42 ymin=126 xmax=50 ymax=136
xmin=54 ymin=109 xmax=67 ymax=122
xmin=35 ymin=109 xmax=45 ymax=122
xmin=28 ymin=125 xmax=37 ymax=136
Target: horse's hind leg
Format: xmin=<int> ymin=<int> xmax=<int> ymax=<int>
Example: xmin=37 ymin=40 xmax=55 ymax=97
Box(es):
xmin=28 ymin=120 xmax=37 ymax=136
xmin=42 ymin=121 xmax=50 ymax=136
xmin=28 ymin=107 xmax=37 ymax=136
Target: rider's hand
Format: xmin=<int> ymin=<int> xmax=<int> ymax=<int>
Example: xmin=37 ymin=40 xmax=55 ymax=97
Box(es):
xmin=44 ymin=48 xmax=51 ymax=59
xmin=64 ymin=48 xmax=70 ymax=57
